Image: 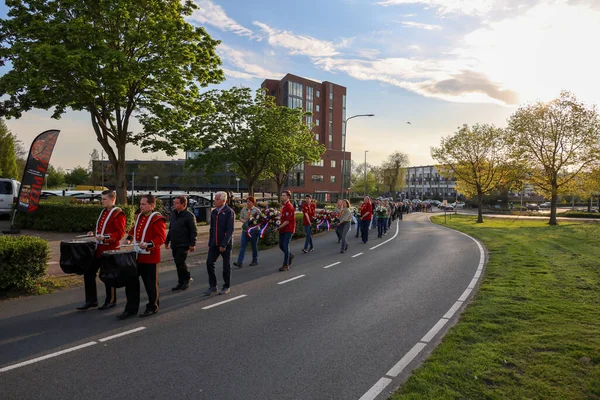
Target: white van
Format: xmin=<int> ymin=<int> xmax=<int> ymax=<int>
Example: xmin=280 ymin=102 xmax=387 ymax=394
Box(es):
xmin=0 ymin=178 xmax=21 ymax=216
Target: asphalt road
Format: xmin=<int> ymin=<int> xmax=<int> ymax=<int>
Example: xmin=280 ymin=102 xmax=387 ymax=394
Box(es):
xmin=0 ymin=212 xmax=484 ymax=400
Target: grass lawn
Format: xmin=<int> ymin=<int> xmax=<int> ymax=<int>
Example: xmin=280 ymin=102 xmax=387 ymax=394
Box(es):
xmin=391 ymin=215 xmax=600 ymax=400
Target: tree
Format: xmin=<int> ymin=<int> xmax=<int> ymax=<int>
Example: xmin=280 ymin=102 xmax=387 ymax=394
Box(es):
xmin=65 ymin=166 xmax=89 ymax=186
xmin=380 ymin=151 xmax=409 ymax=193
xmin=188 ymin=87 xmax=278 ymax=196
xmin=431 ymin=124 xmax=512 ymax=223
xmin=46 ymin=165 xmax=65 ymax=188
xmin=0 ymin=0 xmax=224 ymax=204
xmin=507 ymin=91 xmax=600 ymax=225
xmin=350 ymin=170 xmax=378 ymax=196
xmin=264 ymin=106 xmax=325 ymax=201
xmin=0 ymin=119 xmax=19 ymax=179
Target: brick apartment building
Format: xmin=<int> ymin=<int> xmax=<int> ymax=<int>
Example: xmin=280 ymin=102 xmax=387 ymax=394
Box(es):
xmin=261 ymin=73 xmax=349 ymax=202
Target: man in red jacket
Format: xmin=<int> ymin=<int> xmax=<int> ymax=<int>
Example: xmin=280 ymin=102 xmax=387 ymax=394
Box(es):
xmin=276 ymin=190 xmax=296 ymax=271
xmin=360 ymin=196 xmax=373 ymax=244
xmin=120 ymin=194 xmax=166 ymax=320
xmin=301 ymin=194 xmax=316 ymax=253
xmin=77 ymin=190 xmax=126 ymax=311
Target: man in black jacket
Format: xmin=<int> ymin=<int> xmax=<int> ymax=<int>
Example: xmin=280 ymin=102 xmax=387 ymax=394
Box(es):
xmin=165 ymin=196 xmax=198 ymax=291
xmin=205 ymin=191 xmax=235 ymax=296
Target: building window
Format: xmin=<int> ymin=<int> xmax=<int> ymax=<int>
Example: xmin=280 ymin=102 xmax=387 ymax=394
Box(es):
xmin=315 ymin=119 xmax=320 ymax=126
xmin=306 ymin=86 xmax=313 ymax=100
xmin=330 ymin=175 xmax=336 ymax=183
xmin=287 ymin=96 xmax=302 ymax=109
xmin=316 ymin=105 xmax=320 ymax=112
xmin=311 ymin=159 xmax=324 ymax=167
xmin=306 ymin=114 xmax=313 ymax=126
xmin=331 ymin=160 xmax=337 ymax=168
xmin=316 ymin=90 xmax=320 ymax=98
xmin=288 ymin=81 xmax=303 ymax=98
xmin=329 ymin=92 xmax=333 ymax=100
xmin=311 ymin=174 xmax=324 ymax=183
xmin=315 ymin=133 xmax=320 ymax=141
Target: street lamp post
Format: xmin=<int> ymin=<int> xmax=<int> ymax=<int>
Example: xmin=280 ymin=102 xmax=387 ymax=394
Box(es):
xmin=236 ymin=177 xmax=240 ymax=194
xmin=154 ymin=175 xmax=159 ymax=192
xmin=364 ymin=150 xmax=369 ymax=196
xmin=341 ymin=114 xmax=374 ymax=199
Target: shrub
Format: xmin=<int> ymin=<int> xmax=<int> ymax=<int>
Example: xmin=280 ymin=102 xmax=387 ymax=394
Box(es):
xmin=16 ymin=202 xmax=137 ymax=232
xmin=0 ymin=236 xmax=49 ymax=291
xmin=560 ymin=211 xmax=600 ymax=219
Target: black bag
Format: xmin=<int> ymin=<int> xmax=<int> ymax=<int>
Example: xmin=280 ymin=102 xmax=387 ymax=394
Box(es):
xmin=99 ymin=251 xmax=138 ymax=288
xmin=59 ymin=240 xmax=96 ymax=275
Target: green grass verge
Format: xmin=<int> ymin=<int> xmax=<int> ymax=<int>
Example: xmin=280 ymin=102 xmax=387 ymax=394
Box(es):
xmin=0 ymin=275 xmax=83 ymax=300
xmin=391 ymin=214 xmax=600 ymax=400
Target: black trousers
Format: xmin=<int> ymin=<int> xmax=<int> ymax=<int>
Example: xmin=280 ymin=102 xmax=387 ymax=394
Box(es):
xmin=206 ymin=244 xmax=232 ymax=289
xmin=124 ymin=263 xmax=159 ymax=313
xmin=84 ymin=257 xmax=116 ymax=305
xmin=172 ymin=247 xmax=190 ymax=284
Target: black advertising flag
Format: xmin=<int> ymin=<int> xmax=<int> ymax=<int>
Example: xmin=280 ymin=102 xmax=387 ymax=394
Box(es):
xmin=16 ymin=130 xmax=60 ymax=214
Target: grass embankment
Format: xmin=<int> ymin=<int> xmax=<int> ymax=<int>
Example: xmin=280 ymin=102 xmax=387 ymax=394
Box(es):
xmin=391 ymin=215 xmax=600 ymax=399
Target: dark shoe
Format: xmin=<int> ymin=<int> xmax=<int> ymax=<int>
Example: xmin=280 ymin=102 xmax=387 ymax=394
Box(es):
xmin=180 ymin=281 xmax=190 ymax=291
xmin=345 ymin=245 xmax=348 ymax=251
xmin=302 ymin=248 xmax=308 ymax=254
xmin=340 ymin=250 xmax=345 ymax=253
xmin=249 ymin=261 xmax=258 ymax=266
xmin=308 ymin=247 xmax=314 ymax=252
xmin=289 ymin=253 xmax=295 ymax=265
xmin=172 ymin=283 xmax=183 ymax=291
xmin=139 ymin=309 xmax=157 ymax=318
xmin=233 ymin=261 xmax=242 ymax=268
xmin=337 ymin=239 xmax=341 ymax=243
xmin=117 ymin=310 xmax=137 ymax=320
xmin=98 ymin=302 xmax=116 ymax=310
xmin=204 ymin=286 xmax=218 ymax=295
xmin=279 ymin=264 xmax=290 ymax=272
xmin=219 ymin=287 xmax=231 ymax=295
xmin=77 ymin=302 xmax=98 ymax=311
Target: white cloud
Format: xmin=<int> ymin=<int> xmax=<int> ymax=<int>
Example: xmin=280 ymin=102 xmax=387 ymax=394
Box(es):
xmin=218 ymin=44 xmax=283 ymax=80
xmin=189 ymin=0 xmax=257 ymax=38
xmin=377 ymin=0 xmax=526 ymax=16
xmin=400 ymin=21 xmax=443 ymax=30
xmin=253 ymin=21 xmax=341 ymax=57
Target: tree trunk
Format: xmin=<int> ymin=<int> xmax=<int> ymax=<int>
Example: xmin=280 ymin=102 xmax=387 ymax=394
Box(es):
xmin=588 ymin=197 xmax=592 ymax=213
xmin=549 ymin=189 xmax=559 ymax=226
xmin=247 ymin=180 xmax=255 ymax=196
xmin=477 ymin=190 xmax=484 ymax=223
xmin=116 ymin=153 xmax=127 ymax=205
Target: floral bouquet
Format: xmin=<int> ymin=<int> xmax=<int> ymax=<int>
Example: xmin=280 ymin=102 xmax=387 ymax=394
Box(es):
xmin=245 ymin=208 xmax=281 ymax=237
xmin=375 ymin=205 xmax=388 ymax=218
xmin=313 ymin=209 xmax=340 ymax=231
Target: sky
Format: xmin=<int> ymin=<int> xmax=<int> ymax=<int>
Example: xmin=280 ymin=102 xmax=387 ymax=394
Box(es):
xmin=2 ymin=0 xmax=600 ymax=170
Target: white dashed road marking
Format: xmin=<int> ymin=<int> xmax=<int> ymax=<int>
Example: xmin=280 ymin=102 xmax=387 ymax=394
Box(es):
xmin=277 ymin=275 xmax=306 ymax=285
xmin=202 ymin=294 xmax=248 ymax=310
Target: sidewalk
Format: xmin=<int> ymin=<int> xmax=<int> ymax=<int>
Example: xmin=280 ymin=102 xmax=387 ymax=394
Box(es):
xmin=19 ymin=221 xmax=245 ymax=276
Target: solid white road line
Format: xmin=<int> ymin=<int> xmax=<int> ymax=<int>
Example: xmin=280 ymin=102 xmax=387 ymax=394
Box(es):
xmin=201 ymin=294 xmax=247 ymax=310
xmin=420 ymin=318 xmax=449 ymax=343
xmin=369 ymin=220 xmax=400 ymax=250
xmin=358 ymin=377 xmax=393 ymax=400
xmin=277 ymin=275 xmax=306 ymax=285
xmin=352 ymin=252 xmax=364 ymax=258
xmin=98 ymin=327 xmax=147 ymax=343
xmin=458 ymin=288 xmax=473 ymax=302
xmin=323 ymin=262 xmax=341 ymax=269
xmin=0 ymin=341 xmax=98 ymax=373
xmin=385 ymin=342 xmax=427 ymax=378
xmin=443 ymin=301 xmax=463 ymax=320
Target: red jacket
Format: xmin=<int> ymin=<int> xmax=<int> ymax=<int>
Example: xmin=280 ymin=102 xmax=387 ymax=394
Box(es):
xmin=280 ymin=201 xmax=296 ymax=233
xmin=360 ymin=202 xmax=373 ymax=221
xmin=302 ymin=202 xmax=316 ymax=226
xmin=95 ymin=207 xmax=127 ymax=258
xmin=128 ymin=212 xmax=167 ymax=264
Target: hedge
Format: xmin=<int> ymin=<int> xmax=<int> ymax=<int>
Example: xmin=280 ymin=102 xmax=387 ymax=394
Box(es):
xmin=560 ymin=211 xmax=600 ymax=219
xmin=16 ymin=202 xmax=138 ymax=232
xmin=0 ymin=236 xmax=49 ymax=290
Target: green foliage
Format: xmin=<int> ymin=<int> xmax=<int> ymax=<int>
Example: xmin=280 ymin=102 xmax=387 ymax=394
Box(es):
xmin=16 ymin=202 xmax=137 ymax=232
xmin=560 ymin=211 xmax=600 ymax=219
xmin=188 ymin=87 xmax=280 ymax=195
xmin=0 ymin=0 xmax=224 ymax=204
xmin=0 ymin=118 xmax=18 ymax=179
xmin=379 ymin=151 xmax=409 ymax=193
xmin=0 ymin=236 xmax=49 ymax=291
xmin=65 ymin=166 xmax=89 ymax=186
xmin=258 ymin=214 xmax=306 ymax=248
xmin=46 ymin=165 xmax=66 ymax=188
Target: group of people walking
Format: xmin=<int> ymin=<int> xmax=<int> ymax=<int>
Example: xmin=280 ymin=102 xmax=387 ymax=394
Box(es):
xmin=76 ymin=190 xmax=407 ymax=320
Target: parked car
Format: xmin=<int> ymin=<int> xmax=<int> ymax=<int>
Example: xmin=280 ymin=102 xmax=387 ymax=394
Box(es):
xmin=540 ymin=202 xmax=552 ymax=209
xmin=0 ymin=178 xmax=20 ymax=216
xmin=454 ymin=202 xmax=466 ymax=209
xmin=440 ymin=204 xmax=455 ymax=211
xmin=526 ymin=204 xmax=540 ymax=211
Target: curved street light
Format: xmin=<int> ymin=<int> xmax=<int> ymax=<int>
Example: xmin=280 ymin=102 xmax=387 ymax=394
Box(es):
xmin=341 ymin=114 xmax=374 ymax=198
xmin=154 ymin=175 xmax=159 ymax=192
